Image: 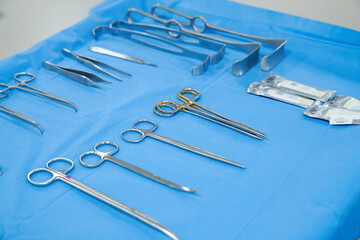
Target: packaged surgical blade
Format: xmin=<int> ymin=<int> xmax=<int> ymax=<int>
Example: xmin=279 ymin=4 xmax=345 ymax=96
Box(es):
xmin=247 ymin=82 xmax=316 ymax=108
xmin=261 ymin=73 xmax=336 ymax=102
xmin=328 ymin=95 xmax=360 ymax=112
xmin=304 ymin=104 xmax=360 ymax=124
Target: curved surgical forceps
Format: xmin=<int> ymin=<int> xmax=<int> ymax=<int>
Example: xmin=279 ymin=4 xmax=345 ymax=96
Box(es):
xmin=151 ymin=4 xmax=287 ymax=71
xmin=154 ymin=88 xmax=266 ymax=140
xmin=79 ymin=141 xmax=196 ymax=192
xmin=0 ymin=72 xmax=77 ymax=111
xmin=27 ymin=158 xmax=179 ymax=240
xmin=121 ymin=119 xmax=245 ymax=168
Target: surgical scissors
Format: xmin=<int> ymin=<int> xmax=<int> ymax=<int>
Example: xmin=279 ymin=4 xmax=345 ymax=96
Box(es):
xmin=121 ymin=119 xmax=245 ymax=168
xmin=0 ymin=72 xmax=77 ymax=111
xmin=27 ymin=158 xmax=179 ymax=240
xmin=154 ymin=88 xmax=266 ymax=140
xmin=151 ymin=4 xmax=287 ymax=71
xmin=0 ymin=104 xmax=43 ymax=133
xmin=79 ymin=141 xmax=196 ymax=192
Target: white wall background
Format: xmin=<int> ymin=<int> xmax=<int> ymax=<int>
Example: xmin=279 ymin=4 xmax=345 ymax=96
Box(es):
xmin=0 ymin=0 xmax=359 ymax=60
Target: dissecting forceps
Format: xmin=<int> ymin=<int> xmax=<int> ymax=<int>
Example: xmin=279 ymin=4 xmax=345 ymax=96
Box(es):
xmin=42 ymin=61 xmax=110 ymax=88
xmin=62 ymin=48 xmax=132 ymax=81
xmin=0 ymin=72 xmax=77 ymax=111
xmin=154 ymin=88 xmax=266 ymax=140
xmin=121 ymin=119 xmax=245 ymax=168
xmin=151 ymin=4 xmax=287 ymax=71
xmin=28 ymin=158 xmax=179 ymax=240
xmin=126 ymin=8 xmax=260 ymax=76
xmin=93 ymin=25 xmax=211 ymax=76
xmin=110 ymin=21 xmax=225 ymax=65
xmin=0 ymin=104 xmax=43 ymax=133
xmin=79 ymin=141 xmax=196 ymax=192
xmin=89 ymin=46 xmax=158 ymax=67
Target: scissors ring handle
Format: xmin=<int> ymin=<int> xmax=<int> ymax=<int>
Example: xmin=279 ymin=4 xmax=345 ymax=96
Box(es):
xmin=121 ymin=128 xmax=146 ymax=143
xmin=79 ymin=151 xmax=104 ymax=167
xmin=189 ymin=15 xmax=208 ymax=33
xmin=27 ymin=168 xmax=56 ymax=186
xmin=134 ymin=119 xmax=158 ymax=131
xmin=46 ymin=157 xmax=74 ymax=174
xmin=153 ymin=101 xmax=179 ymax=116
xmin=14 ymin=72 xmax=35 ymax=82
xmin=94 ymin=141 xmax=119 ymax=155
xmin=177 ymin=88 xmax=200 ymax=102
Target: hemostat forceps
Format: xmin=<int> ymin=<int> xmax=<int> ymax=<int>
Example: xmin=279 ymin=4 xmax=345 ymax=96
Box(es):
xmin=0 ymin=72 xmax=77 ymax=111
xmin=110 ymin=21 xmax=225 ymax=65
xmin=28 ymin=158 xmax=179 ymax=240
xmin=126 ymin=8 xmax=260 ymax=76
xmin=93 ymin=25 xmax=211 ymax=76
xmin=121 ymin=119 xmax=245 ymax=168
xmin=79 ymin=141 xmax=196 ymax=193
xmin=0 ymin=104 xmax=43 ymax=133
xmin=154 ymin=88 xmax=266 ymax=140
xmin=151 ymin=4 xmax=287 ymax=71
xmin=42 ymin=61 xmax=110 ymax=88
xmin=62 ymin=48 xmax=131 ymax=81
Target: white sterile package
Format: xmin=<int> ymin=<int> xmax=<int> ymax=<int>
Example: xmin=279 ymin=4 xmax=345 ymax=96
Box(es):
xmin=304 ymin=104 xmax=360 ymax=125
xmin=247 ymin=82 xmax=316 ymax=108
xmin=261 ymin=73 xmax=336 ymax=102
xmin=328 ymin=95 xmax=360 ymax=112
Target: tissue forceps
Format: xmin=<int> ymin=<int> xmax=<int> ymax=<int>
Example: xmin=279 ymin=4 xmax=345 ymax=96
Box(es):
xmin=62 ymin=48 xmax=132 ymax=81
xmin=126 ymin=8 xmax=260 ymax=76
xmin=151 ymin=4 xmax=287 ymax=71
xmin=79 ymin=141 xmax=196 ymax=193
xmin=27 ymin=158 xmax=179 ymax=240
xmin=154 ymin=88 xmax=266 ymax=140
xmin=121 ymin=119 xmax=245 ymax=168
xmin=0 ymin=72 xmax=77 ymax=111
xmin=0 ymin=104 xmax=43 ymax=133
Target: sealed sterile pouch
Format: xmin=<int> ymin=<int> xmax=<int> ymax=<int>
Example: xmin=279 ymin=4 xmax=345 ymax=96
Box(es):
xmin=328 ymin=95 xmax=360 ymax=112
xmin=247 ymin=82 xmax=317 ymax=108
xmin=304 ymin=104 xmax=360 ymax=125
xmin=261 ymin=73 xmax=336 ymax=102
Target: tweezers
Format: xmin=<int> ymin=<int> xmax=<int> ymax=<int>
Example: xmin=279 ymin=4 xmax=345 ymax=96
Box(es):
xmin=0 ymin=104 xmax=43 ymax=133
xmin=62 ymin=48 xmax=132 ymax=81
xmin=126 ymin=8 xmax=261 ymax=76
xmin=42 ymin=61 xmax=110 ymax=88
xmin=110 ymin=20 xmax=225 ymax=65
xmin=93 ymin=25 xmax=211 ymax=75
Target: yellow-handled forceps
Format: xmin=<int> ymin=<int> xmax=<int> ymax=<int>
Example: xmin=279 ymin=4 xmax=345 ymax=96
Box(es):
xmin=154 ymin=88 xmax=266 ymax=140
xmin=27 ymin=158 xmax=179 ymax=240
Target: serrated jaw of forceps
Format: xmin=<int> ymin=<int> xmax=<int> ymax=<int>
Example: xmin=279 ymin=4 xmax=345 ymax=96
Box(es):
xmin=110 ymin=21 xmax=225 ymax=65
xmin=93 ymin=25 xmax=211 ymax=76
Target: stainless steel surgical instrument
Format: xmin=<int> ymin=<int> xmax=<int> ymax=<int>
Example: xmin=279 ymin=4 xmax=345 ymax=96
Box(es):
xmin=62 ymin=48 xmax=131 ymax=81
xmin=121 ymin=119 xmax=245 ymax=168
xmin=93 ymin=25 xmax=211 ymax=75
xmin=89 ymin=46 xmax=158 ymax=67
xmin=126 ymin=8 xmax=260 ymax=76
xmin=154 ymin=88 xmax=266 ymax=140
xmin=28 ymin=158 xmax=179 ymax=240
xmin=0 ymin=104 xmax=43 ymax=133
xmin=79 ymin=141 xmax=196 ymax=192
xmin=110 ymin=21 xmax=226 ymax=65
xmin=151 ymin=4 xmax=287 ymax=71
xmin=42 ymin=61 xmax=110 ymax=88
xmin=0 ymin=72 xmax=77 ymax=111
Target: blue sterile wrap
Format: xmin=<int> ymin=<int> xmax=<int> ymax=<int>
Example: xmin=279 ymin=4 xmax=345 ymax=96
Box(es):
xmin=0 ymin=0 xmax=360 ymax=240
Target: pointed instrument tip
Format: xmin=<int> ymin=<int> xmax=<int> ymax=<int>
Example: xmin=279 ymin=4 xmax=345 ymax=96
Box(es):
xmin=144 ymin=62 xmax=158 ymax=67
xmin=182 ymin=187 xmax=197 ymax=193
